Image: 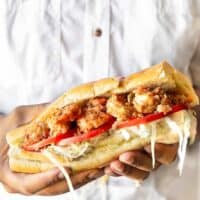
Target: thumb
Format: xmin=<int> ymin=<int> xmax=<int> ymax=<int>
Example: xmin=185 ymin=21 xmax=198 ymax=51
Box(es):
xmin=22 ymin=167 xmax=69 ymax=194
xmin=7 ymin=167 xmax=69 ymax=195
xmin=4 ymin=103 xmax=50 ymax=131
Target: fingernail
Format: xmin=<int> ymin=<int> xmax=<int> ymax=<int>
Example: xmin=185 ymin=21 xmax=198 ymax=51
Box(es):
xmin=58 ymin=172 xmax=65 ymax=180
xmin=115 ymin=166 xmax=124 ymax=173
xmin=111 ymin=163 xmax=124 ymax=173
xmin=121 ymin=156 xmax=134 ymax=164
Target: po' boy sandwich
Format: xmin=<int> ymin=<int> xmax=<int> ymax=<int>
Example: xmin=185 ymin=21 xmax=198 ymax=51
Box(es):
xmin=6 ymin=61 xmax=199 ymax=176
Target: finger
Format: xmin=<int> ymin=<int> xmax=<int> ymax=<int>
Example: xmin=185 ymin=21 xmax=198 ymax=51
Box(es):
xmin=22 ymin=168 xmax=72 ymax=194
xmin=104 ymin=166 xmax=121 ymax=177
xmin=14 ymin=103 xmax=49 ymax=124
xmin=119 ymin=151 xmax=160 ymax=172
xmin=3 ymin=184 xmax=17 ymax=194
xmin=4 ymin=168 xmax=69 ymax=195
xmin=144 ymin=143 xmax=178 ymax=165
xmin=6 ymin=103 xmax=49 ymax=129
xmin=36 ymin=169 xmax=104 ymax=196
xmin=110 ymin=160 xmax=149 ymax=181
xmin=36 ymin=180 xmax=68 ymax=196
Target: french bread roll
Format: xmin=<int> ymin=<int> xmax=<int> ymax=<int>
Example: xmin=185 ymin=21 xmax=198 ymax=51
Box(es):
xmin=6 ymin=61 xmax=199 ymax=174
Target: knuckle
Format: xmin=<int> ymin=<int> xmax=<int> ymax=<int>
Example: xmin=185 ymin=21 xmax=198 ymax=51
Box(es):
xmin=125 ymin=166 xmax=149 ymax=181
xmin=120 ymin=151 xmax=144 ymax=168
xmin=13 ymin=106 xmax=24 ymax=114
xmin=21 ymin=187 xmax=32 ymax=196
xmin=130 ymin=154 xmax=141 ymax=166
xmin=49 ymin=176 xmax=59 ymax=185
xmin=135 ymin=171 xmax=149 ymax=181
xmin=104 ymin=167 xmax=114 ymax=176
xmin=110 ymin=161 xmax=125 ymax=173
xmin=21 ymin=180 xmax=33 ymax=195
xmin=121 ymin=151 xmax=137 ymax=159
xmin=144 ymin=145 xmax=151 ymax=153
xmin=3 ymin=186 xmax=15 ymax=194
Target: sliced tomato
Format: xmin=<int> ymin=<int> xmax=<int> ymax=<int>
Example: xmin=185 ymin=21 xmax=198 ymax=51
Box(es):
xmin=23 ymin=104 xmax=187 ymax=151
xmin=23 ymin=117 xmax=115 ymax=151
xmin=58 ymin=117 xmax=116 ymax=146
xmin=116 ymin=104 xmax=187 ymax=129
xmin=23 ymin=130 xmax=75 ymax=151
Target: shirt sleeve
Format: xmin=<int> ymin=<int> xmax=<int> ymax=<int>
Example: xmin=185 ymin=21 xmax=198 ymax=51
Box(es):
xmin=189 ymin=39 xmax=200 ymax=88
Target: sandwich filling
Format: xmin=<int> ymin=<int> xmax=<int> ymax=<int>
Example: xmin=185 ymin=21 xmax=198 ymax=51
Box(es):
xmin=22 ymin=86 xmax=190 ymax=156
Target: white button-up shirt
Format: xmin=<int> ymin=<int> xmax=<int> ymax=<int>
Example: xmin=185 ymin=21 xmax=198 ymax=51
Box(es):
xmin=0 ymin=0 xmax=200 ymax=200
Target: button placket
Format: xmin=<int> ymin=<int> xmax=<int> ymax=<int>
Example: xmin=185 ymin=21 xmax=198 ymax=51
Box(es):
xmin=83 ymin=0 xmax=110 ymax=82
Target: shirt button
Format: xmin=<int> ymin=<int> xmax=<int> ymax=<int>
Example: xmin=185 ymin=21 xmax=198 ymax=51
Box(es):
xmin=93 ymin=28 xmax=102 ymax=37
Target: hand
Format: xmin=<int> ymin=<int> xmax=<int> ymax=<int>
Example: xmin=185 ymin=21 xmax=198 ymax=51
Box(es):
xmin=105 ymin=143 xmax=178 ymax=182
xmin=0 ymin=104 xmax=103 ymax=195
xmin=105 ymin=84 xmax=200 ymax=182
xmin=105 ymin=104 xmax=200 ymax=181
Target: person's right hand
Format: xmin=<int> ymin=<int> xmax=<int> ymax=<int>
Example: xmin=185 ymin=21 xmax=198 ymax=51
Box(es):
xmin=0 ymin=104 xmax=103 ymax=195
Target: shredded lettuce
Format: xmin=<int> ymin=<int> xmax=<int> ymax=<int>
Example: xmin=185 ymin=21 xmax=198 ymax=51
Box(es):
xmin=48 ymin=110 xmax=196 ymax=166
xmin=50 ymin=142 xmax=92 ymax=160
xmin=150 ymin=122 xmax=156 ymax=168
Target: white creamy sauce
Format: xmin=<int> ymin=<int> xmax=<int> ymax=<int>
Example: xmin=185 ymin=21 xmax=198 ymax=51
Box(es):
xmin=121 ymin=124 xmax=150 ymax=138
xmin=138 ymin=124 xmax=151 ymax=138
xmin=118 ymin=123 xmax=156 ymax=168
xmin=178 ymin=113 xmax=191 ymax=175
xmin=43 ymin=150 xmax=78 ymax=200
xmin=165 ymin=115 xmax=190 ymax=176
xmin=150 ymin=122 xmax=156 ymax=168
xmin=120 ymin=129 xmax=131 ymax=141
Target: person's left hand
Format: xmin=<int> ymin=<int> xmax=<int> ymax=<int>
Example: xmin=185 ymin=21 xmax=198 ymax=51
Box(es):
xmin=0 ymin=104 xmax=103 ymax=196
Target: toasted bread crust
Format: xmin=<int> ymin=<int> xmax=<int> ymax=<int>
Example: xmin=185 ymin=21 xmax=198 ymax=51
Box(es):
xmin=34 ymin=61 xmax=199 ymax=123
xmin=9 ymin=157 xmax=53 ymax=173
xmin=6 ymin=61 xmax=199 ymax=145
